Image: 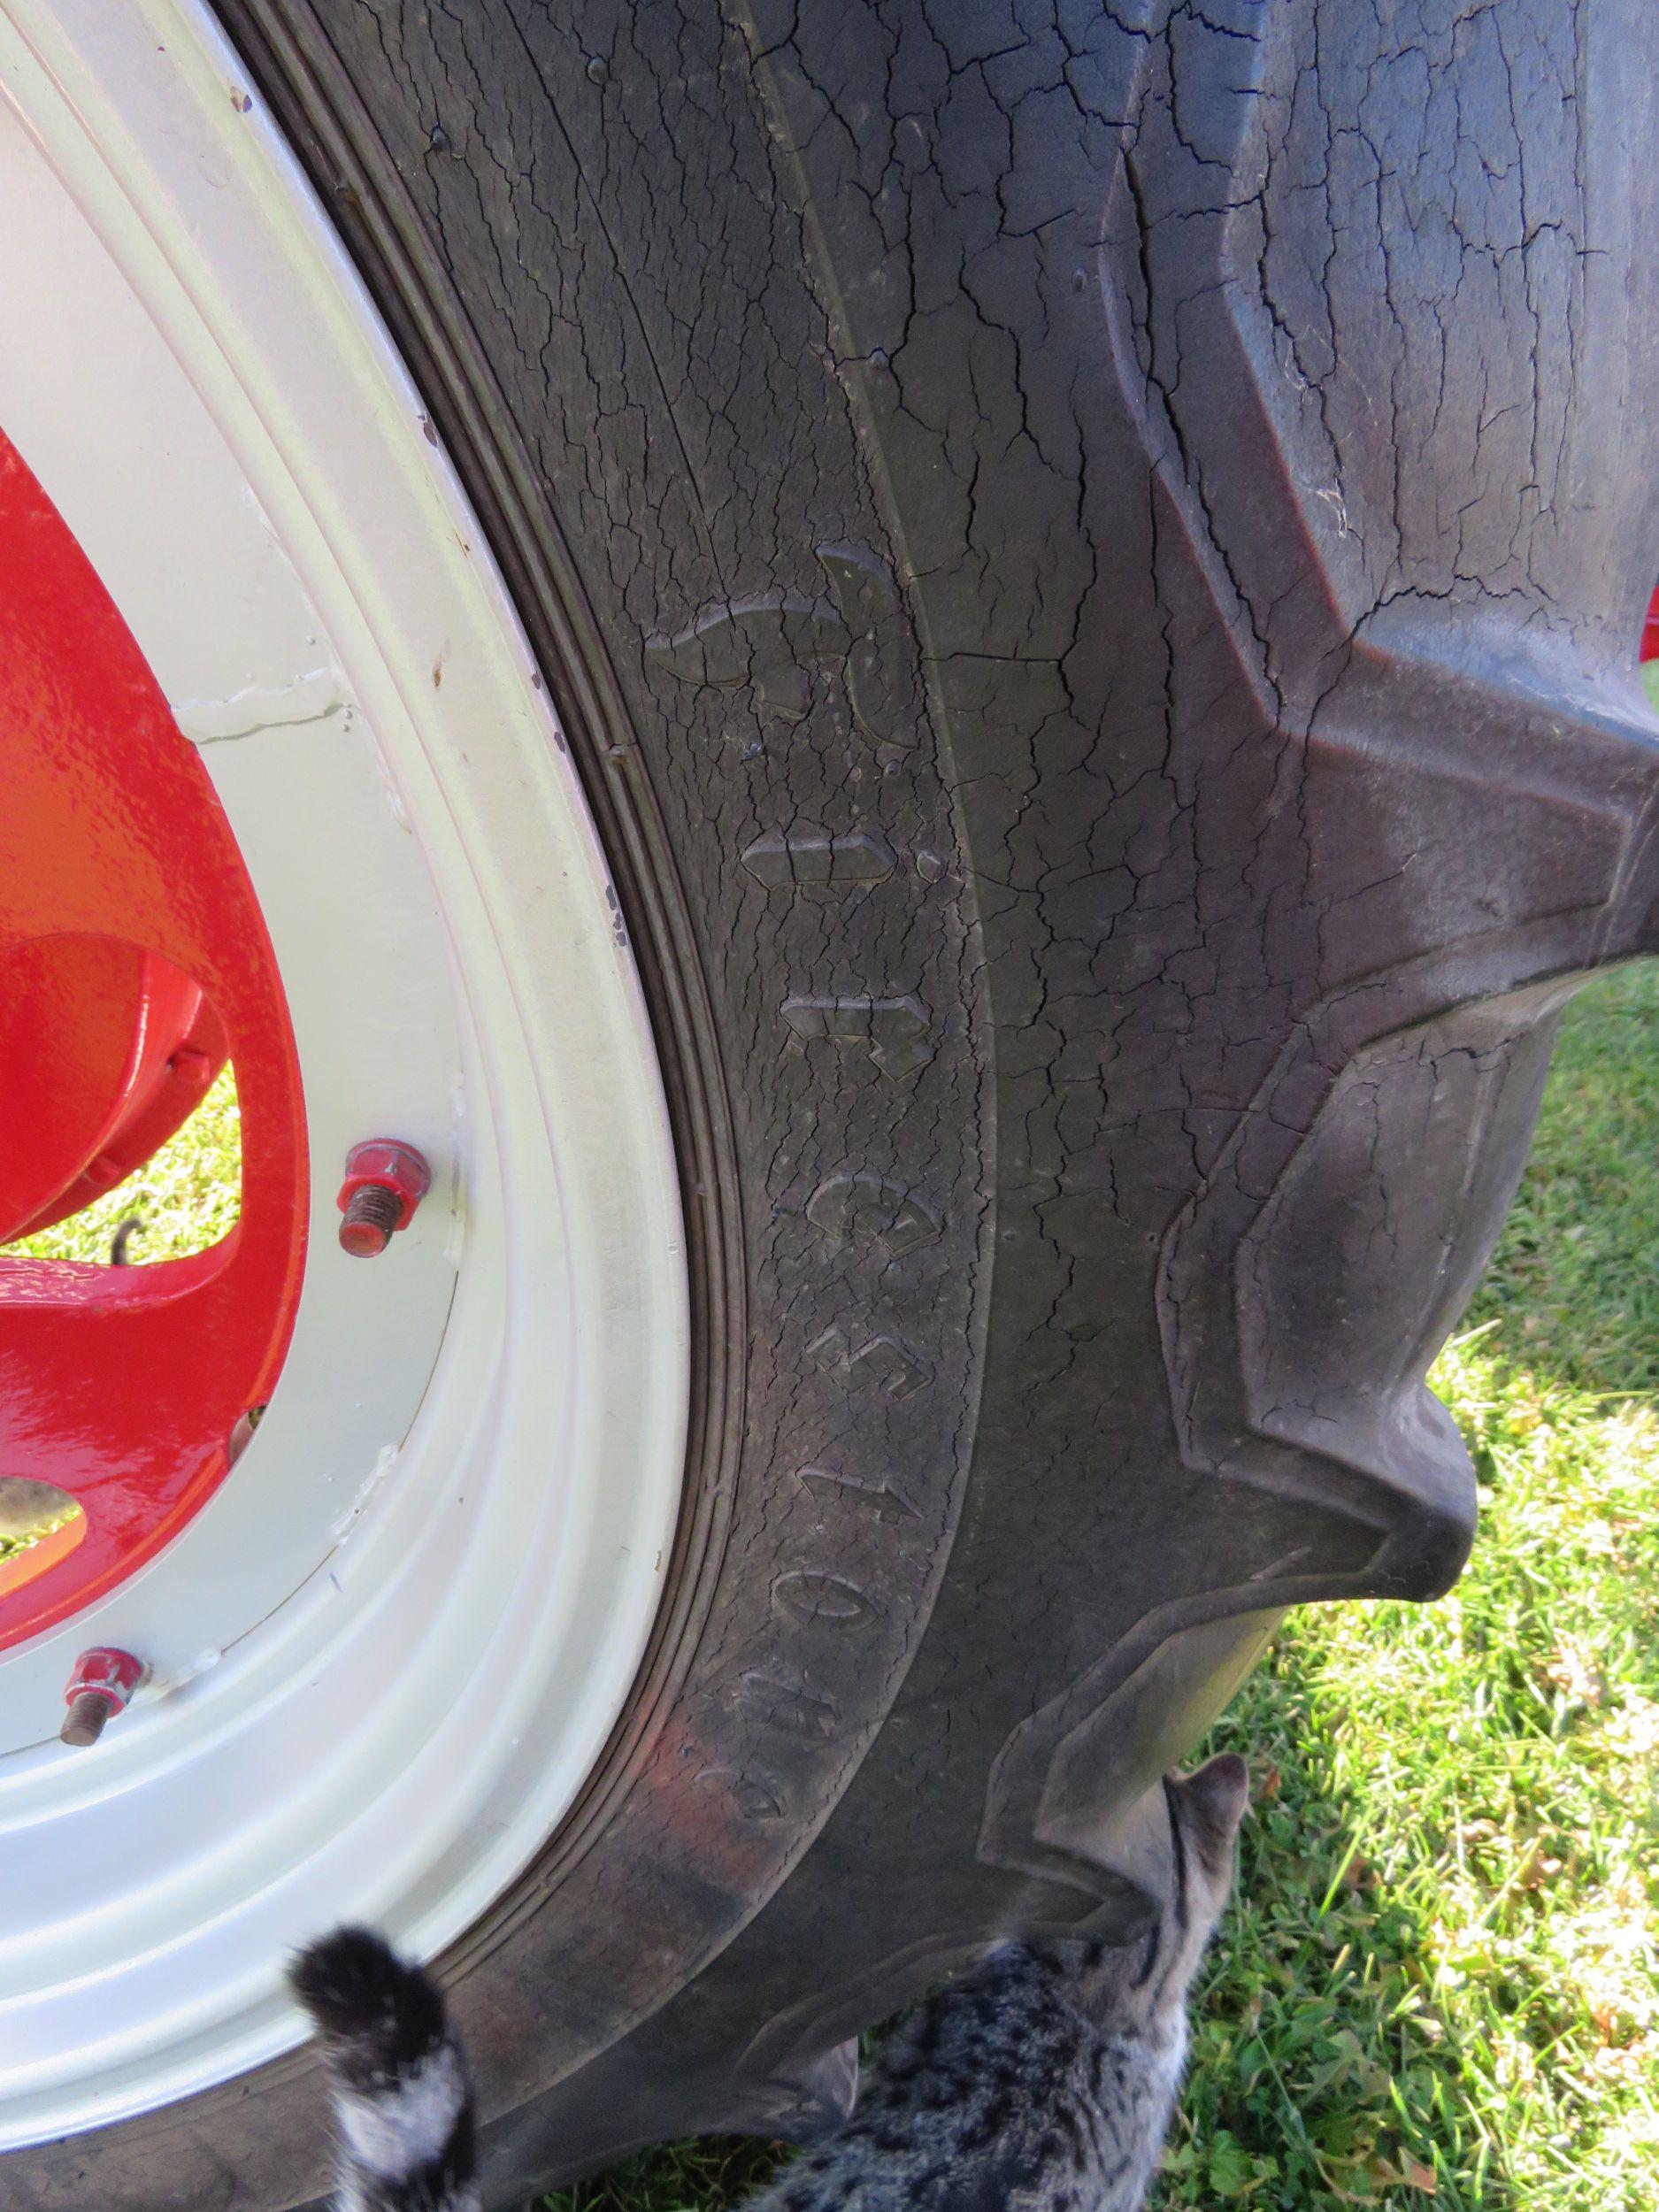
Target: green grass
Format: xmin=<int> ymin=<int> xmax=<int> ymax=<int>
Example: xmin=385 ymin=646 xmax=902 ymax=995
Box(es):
xmin=545 ymin=2140 xmax=787 ymax=2212
xmin=547 ymin=964 xmax=1659 ymax=2212
xmin=1173 ymin=1340 xmax=1659 ymax=2207
xmin=6 ymin=1064 xmax=242 ymax=1266
xmin=1459 ymin=966 xmax=1659 ymax=1394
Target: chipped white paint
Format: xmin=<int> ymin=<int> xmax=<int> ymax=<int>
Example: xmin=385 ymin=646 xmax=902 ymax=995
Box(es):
xmin=330 ymin=1445 xmax=401 ymax=1541
xmin=171 ymin=664 xmax=347 ymax=743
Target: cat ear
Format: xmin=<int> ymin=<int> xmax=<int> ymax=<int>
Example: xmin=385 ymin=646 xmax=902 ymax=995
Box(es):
xmin=1172 ymin=1752 xmax=1249 ymax=1850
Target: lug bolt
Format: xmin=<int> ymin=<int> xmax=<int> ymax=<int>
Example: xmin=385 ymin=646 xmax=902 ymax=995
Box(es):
xmin=60 ymin=1647 xmax=146 ymax=1747
xmin=336 ymin=1139 xmax=432 ymax=1257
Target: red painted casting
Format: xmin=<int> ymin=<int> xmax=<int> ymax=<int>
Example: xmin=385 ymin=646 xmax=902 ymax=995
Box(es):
xmin=0 ymin=431 xmax=307 ymax=1650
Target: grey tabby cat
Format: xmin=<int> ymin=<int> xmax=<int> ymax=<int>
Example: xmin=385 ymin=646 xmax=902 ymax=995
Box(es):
xmin=290 ymin=1752 xmax=1248 ymax=2212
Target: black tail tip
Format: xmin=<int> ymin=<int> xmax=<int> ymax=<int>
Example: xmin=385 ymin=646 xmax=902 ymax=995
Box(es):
xmin=288 ymin=1926 xmax=447 ymax=2054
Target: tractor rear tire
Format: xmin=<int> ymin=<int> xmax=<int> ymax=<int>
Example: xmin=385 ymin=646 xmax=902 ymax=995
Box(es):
xmin=21 ymin=2 xmax=1659 ymax=2203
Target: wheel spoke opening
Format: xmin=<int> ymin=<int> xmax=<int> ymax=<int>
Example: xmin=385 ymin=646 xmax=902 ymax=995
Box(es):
xmin=5 ymin=1056 xmax=242 ymax=1266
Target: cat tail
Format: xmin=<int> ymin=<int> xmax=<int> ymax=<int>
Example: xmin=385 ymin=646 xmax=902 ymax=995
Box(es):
xmin=289 ymin=1926 xmax=480 ymax=2212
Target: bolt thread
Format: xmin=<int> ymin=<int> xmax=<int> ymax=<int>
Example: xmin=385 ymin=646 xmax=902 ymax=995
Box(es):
xmin=60 ymin=1690 xmax=114 ymax=1748
xmin=340 ymin=1181 xmax=403 ymax=1256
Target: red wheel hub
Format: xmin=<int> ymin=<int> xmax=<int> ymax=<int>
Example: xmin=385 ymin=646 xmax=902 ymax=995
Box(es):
xmin=0 ymin=433 xmax=306 ymax=1651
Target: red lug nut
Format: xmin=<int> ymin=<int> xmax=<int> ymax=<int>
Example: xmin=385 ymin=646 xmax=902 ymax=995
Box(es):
xmin=60 ymin=1647 xmax=146 ymax=1747
xmin=336 ymin=1139 xmax=432 ymax=1258
xmin=167 ymin=1046 xmax=215 ymax=1089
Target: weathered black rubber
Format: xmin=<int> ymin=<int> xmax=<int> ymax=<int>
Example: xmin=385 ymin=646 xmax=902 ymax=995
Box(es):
xmin=13 ymin=4 xmax=1659 ymax=2206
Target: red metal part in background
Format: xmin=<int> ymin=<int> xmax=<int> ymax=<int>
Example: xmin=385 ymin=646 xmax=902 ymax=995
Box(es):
xmin=1644 ymin=587 xmax=1659 ymax=664
xmin=0 ymin=432 xmax=307 ymax=1651
xmin=0 ymin=941 xmax=227 ymax=1244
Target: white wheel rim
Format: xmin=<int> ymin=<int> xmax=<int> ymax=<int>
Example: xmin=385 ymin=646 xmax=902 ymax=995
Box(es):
xmin=0 ymin=0 xmax=687 ymax=2146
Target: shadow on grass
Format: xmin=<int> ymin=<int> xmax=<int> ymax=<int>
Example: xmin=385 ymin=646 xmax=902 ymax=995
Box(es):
xmin=541 ymin=2135 xmax=785 ymax=2212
